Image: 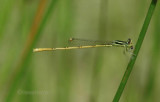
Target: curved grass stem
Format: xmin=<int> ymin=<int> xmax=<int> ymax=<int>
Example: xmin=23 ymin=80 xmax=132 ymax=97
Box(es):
xmin=113 ymin=0 xmax=157 ymax=102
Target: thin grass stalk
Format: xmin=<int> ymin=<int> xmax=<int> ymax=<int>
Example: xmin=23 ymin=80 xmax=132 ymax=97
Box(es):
xmin=4 ymin=0 xmax=58 ymax=101
xmin=113 ymin=0 xmax=157 ymax=101
xmin=19 ymin=2 xmax=35 ymax=102
xmin=0 ymin=1 xmax=33 ymax=100
xmin=89 ymin=0 xmax=108 ymax=102
xmin=55 ymin=0 xmax=74 ymax=102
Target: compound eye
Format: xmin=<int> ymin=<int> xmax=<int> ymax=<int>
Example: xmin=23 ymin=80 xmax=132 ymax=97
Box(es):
xmin=127 ymin=38 xmax=131 ymax=44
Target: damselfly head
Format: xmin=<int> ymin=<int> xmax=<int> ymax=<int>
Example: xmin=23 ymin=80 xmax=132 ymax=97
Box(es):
xmin=126 ymin=38 xmax=134 ymax=51
xmin=127 ymin=38 xmax=132 ymax=44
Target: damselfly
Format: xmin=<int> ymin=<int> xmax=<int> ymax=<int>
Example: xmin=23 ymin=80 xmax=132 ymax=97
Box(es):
xmin=33 ymin=38 xmax=133 ymax=52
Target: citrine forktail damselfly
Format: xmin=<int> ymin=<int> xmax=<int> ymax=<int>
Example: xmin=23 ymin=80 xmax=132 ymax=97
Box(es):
xmin=33 ymin=38 xmax=134 ymax=52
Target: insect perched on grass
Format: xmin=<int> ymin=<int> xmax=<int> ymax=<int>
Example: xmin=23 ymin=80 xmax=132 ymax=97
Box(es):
xmin=33 ymin=38 xmax=134 ymax=52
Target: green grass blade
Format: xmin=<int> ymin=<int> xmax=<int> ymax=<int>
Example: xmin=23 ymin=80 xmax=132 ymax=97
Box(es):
xmin=55 ymin=0 xmax=74 ymax=101
xmin=4 ymin=0 xmax=58 ymax=102
xmin=113 ymin=0 xmax=157 ymax=102
xmin=89 ymin=0 xmax=108 ymax=101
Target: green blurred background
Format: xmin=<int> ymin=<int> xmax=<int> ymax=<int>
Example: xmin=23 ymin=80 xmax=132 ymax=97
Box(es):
xmin=0 ymin=0 xmax=160 ymax=102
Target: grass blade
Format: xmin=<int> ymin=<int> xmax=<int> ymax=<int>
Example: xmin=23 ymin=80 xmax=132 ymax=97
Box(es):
xmin=55 ymin=0 xmax=74 ymax=101
xmin=89 ymin=0 xmax=108 ymax=101
xmin=113 ymin=0 xmax=157 ymax=101
xmin=3 ymin=0 xmax=58 ymax=101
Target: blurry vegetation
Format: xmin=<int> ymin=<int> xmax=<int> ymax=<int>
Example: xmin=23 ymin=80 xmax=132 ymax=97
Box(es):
xmin=0 ymin=0 xmax=160 ymax=102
